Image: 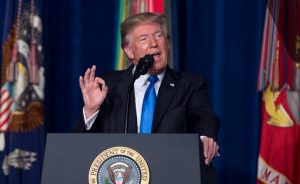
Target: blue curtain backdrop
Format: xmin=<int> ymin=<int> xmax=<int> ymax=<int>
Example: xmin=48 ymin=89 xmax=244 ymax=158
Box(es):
xmin=0 ymin=0 xmax=267 ymax=183
xmin=170 ymin=1 xmax=266 ymax=183
xmin=42 ymin=0 xmax=118 ymax=132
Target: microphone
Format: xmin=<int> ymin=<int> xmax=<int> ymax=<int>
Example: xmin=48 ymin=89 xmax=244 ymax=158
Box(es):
xmin=132 ymin=54 xmax=154 ymax=81
xmin=124 ymin=54 xmax=154 ymax=133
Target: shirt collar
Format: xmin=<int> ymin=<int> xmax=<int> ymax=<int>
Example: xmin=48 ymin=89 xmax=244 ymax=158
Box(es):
xmin=132 ymin=65 xmax=165 ymax=88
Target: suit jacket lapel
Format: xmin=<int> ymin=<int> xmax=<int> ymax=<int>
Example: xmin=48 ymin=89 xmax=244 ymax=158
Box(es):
xmin=115 ymin=65 xmax=138 ymax=133
xmin=152 ymin=68 xmax=178 ymax=132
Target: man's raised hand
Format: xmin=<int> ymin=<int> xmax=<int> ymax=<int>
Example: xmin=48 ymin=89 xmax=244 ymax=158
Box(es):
xmin=79 ymin=65 xmax=108 ymax=118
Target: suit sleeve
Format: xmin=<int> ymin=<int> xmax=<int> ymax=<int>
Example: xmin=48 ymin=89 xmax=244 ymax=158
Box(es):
xmin=73 ymin=114 xmax=87 ymax=132
xmin=187 ymin=76 xmax=220 ymax=140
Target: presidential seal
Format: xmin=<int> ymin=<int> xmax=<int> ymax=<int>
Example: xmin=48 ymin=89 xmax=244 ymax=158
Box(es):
xmin=89 ymin=146 xmax=150 ymax=184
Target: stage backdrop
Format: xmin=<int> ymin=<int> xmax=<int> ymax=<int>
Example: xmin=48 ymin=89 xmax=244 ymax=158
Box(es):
xmin=170 ymin=1 xmax=266 ymax=183
xmin=0 ymin=0 xmax=267 ymax=183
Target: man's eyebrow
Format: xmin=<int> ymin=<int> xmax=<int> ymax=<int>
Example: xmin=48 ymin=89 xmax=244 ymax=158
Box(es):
xmin=137 ymin=34 xmax=148 ymax=38
xmin=154 ymin=31 xmax=163 ymax=35
xmin=138 ymin=31 xmax=162 ymax=36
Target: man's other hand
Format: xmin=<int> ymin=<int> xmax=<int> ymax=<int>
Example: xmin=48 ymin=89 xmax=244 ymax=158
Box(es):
xmin=201 ymin=136 xmax=219 ymax=165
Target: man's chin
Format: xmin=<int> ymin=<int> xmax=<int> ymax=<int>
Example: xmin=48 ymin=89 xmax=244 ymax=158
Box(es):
xmin=149 ymin=67 xmax=165 ymax=75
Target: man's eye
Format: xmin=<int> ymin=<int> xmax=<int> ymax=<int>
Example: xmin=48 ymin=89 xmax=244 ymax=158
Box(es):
xmin=139 ymin=37 xmax=147 ymax=41
xmin=154 ymin=33 xmax=163 ymax=38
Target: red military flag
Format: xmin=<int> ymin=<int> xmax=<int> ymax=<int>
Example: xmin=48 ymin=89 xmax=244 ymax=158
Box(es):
xmin=257 ymin=0 xmax=300 ymax=183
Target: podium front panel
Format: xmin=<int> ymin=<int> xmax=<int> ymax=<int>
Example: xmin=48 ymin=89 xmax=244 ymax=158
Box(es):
xmin=42 ymin=133 xmax=201 ymax=184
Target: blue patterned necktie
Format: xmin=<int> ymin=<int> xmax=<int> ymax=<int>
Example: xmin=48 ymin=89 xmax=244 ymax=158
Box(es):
xmin=140 ymin=75 xmax=158 ymax=133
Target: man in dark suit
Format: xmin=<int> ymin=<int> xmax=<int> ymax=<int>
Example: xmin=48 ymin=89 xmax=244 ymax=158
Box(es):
xmin=75 ymin=12 xmax=220 ymax=183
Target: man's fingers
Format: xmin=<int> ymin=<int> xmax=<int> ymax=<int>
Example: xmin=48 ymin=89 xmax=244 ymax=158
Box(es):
xmin=209 ymin=141 xmax=217 ymax=163
xmin=204 ymin=139 xmax=214 ymax=165
xmin=102 ymin=83 xmax=108 ymax=94
xmin=90 ymin=65 xmax=96 ymax=82
xmin=206 ymin=139 xmax=213 ymax=162
xmin=95 ymin=77 xmax=106 ymax=86
xmin=79 ymin=76 xmax=85 ymax=90
xmin=202 ymin=138 xmax=209 ymax=158
xmin=95 ymin=77 xmax=108 ymax=94
xmin=84 ymin=68 xmax=91 ymax=83
xmin=82 ymin=66 xmax=102 ymax=86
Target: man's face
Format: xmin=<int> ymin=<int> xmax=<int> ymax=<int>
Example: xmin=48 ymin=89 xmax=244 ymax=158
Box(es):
xmin=124 ymin=23 xmax=169 ymax=75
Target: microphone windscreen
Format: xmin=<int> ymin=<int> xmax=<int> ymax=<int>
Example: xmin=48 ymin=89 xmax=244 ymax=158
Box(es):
xmin=142 ymin=54 xmax=154 ymax=68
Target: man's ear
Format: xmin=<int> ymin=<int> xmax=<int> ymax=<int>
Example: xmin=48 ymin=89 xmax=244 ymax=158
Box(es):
xmin=166 ymin=37 xmax=170 ymax=50
xmin=123 ymin=46 xmax=134 ymax=60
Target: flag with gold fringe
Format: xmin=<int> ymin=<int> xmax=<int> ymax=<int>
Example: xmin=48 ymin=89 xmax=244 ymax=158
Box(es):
xmin=257 ymin=0 xmax=300 ymax=183
xmin=0 ymin=0 xmax=45 ymax=183
xmin=114 ymin=0 xmax=172 ymax=70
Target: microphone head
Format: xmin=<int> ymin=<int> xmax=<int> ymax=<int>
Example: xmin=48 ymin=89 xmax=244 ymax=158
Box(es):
xmin=137 ymin=54 xmax=154 ymax=75
xmin=142 ymin=54 xmax=154 ymax=68
xmin=132 ymin=54 xmax=155 ymax=81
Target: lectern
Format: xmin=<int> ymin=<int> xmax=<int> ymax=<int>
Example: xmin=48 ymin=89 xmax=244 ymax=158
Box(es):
xmin=41 ymin=133 xmax=201 ymax=184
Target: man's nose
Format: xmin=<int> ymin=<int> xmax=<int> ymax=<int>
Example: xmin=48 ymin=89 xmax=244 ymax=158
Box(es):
xmin=149 ymin=36 xmax=158 ymax=47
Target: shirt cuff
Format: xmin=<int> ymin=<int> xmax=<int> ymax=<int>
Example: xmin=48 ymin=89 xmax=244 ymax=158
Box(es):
xmin=83 ymin=108 xmax=99 ymax=130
